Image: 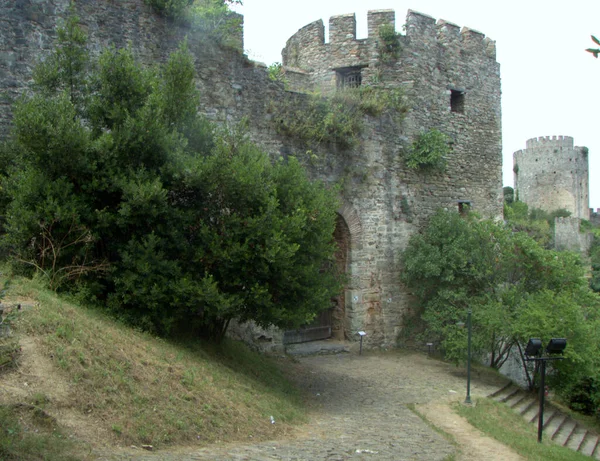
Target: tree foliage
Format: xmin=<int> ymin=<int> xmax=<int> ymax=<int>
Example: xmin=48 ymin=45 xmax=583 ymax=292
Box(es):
xmin=401 ymin=209 xmax=600 ymax=411
xmin=404 ymin=129 xmax=451 ymax=171
xmin=587 ymin=35 xmax=600 ymax=58
xmin=144 ymin=0 xmax=242 ymax=46
xmin=1 ymin=16 xmax=341 ymax=341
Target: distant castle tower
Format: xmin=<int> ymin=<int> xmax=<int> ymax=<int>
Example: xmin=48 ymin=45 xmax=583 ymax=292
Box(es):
xmin=513 ymin=136 xmax=590 ymax=220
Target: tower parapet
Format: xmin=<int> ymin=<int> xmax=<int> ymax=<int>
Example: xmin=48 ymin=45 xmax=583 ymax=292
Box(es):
xmin=514 ymin=136 xmax=589 ymax=220
xmin=282 ymin=9 xmax=499 ymax=94
xmin=367 ymin=10 xmax=395 ymax=38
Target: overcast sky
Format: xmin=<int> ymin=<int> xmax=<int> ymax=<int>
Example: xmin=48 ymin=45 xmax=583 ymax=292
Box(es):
xmin=232 ymin=1 xmax=600 ymax=209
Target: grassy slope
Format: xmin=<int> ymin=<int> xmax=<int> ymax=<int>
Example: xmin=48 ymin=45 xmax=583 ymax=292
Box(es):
xmin=0 ymin=275 xmax=305 ymax=456
xmin=456 ymin=399 xmax=591 ymax=461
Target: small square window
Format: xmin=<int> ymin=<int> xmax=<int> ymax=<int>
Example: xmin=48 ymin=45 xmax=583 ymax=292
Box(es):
xmin=450 ymin=90 xmax=465 ymax=113
xmin=458 ymin=200 xmax=471 ymax=215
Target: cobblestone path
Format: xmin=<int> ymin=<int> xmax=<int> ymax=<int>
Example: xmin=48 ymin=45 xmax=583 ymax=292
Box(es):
xmin=97 ymin=350 xmax=511 ymax=461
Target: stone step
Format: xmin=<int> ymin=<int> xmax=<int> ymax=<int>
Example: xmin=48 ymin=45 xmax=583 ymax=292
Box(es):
xmin=488 ymin=384 xmax=600 ymax=458
xmin=544 ymin=412 xmax=567 ymax=440
xmin=505 ymin=390 xmax=528 ymax=409
xmin=489 ymin=383 xmax=517 ymax=402
xmin=566 ymin=426 xmax=587 ymax=451
xmin=579 ymin=432 xmax=599 ymax=457
xmin=522 ymin=399 xmax=540 ymax=423
xmin=552 ymin=418 xmax=576 ymax=446
xmin=514 ymin=396 xmax=537 ymax=417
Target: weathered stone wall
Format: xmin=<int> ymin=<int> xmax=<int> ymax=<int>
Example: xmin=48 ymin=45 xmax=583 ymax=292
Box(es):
xmin=554 ymin=217 xmax=592 ymax=253
xmin=282 ymin=9 xmax=503 ymax=220
xmin=513 ymin=136 xmax=590 ymax=220
xmin=0 ymin=2 xmax=504 ymax=350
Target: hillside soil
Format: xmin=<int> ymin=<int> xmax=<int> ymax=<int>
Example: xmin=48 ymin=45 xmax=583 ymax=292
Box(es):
xmin=2 ymin=332 xmax=525 ymax=460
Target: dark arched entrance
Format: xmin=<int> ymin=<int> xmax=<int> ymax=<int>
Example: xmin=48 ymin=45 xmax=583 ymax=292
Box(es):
xmin=283 ymin=213 xmax=350 ymax=344
xmin=331 ymin=213 xmax=350 ymax=340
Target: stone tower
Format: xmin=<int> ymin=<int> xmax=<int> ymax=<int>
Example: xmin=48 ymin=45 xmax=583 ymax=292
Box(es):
xmin=513 ymin=136 xmax=590 ymax=220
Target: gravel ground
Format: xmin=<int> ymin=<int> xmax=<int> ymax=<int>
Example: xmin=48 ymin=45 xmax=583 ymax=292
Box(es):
xmin=96 ymin=348 xmax=513 ymax=461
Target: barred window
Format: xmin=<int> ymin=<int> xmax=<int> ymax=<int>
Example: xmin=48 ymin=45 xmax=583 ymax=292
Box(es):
xmin=336 ymin=67 xmax=363 ymax=89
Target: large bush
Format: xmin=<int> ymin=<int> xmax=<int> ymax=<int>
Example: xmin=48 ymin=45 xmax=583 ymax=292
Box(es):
xmin=0 ymin=16 xmax=340 ymax=341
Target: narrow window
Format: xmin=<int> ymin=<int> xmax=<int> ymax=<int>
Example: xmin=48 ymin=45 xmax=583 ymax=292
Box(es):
xmin=458 ymin=200 xmax=471 ymax=215
xmin=450 ymin=90 xmax=465 ymax=113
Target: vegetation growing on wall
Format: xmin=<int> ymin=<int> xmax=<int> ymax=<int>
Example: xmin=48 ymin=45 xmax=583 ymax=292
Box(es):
xmin=377 ymin=23 xmax=401 ymax=63
xmin=401 ymin=209 xmax=600 ymax=415
xmin=404 ymin=129 xmax=451 ymax=171
xmin=504 ymin=200 xmax=571 ymax=249
xmin=145 ymin=0 xmax=242 ymax=46
xmin=267 ymin=62 xmax=288 ymax=85
xmin=272 ymin=86 xmax=407 ymax=149
xmin=0 ymin=16 xmax=341 ymax=342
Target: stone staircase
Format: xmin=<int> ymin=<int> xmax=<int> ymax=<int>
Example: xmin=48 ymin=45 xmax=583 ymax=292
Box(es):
xmin=489 ymin=383 xmax=600 ymax=458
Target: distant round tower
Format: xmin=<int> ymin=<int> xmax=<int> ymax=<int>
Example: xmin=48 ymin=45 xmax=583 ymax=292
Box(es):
xmin=513 ymin=136 xmax=589 ymax=220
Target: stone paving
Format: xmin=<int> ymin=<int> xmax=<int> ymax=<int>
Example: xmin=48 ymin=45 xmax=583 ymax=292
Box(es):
xmin=96 ymin=349 xmax=508 ymax=461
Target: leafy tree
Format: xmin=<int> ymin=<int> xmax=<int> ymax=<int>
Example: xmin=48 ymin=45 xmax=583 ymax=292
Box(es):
xmin=400 ymin=209 xmax=600 ymax=406
xmin=1 ymin=16 xmax=341 ymax=341
xmin=145 ymin=0 xmax=243 ymax=46
xmin=503 ymin=186 xmax=514 ymax=204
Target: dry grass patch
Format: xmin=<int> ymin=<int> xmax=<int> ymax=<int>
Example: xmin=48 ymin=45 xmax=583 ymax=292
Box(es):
xmin=3 ymin=275 xmax=305 ymax=450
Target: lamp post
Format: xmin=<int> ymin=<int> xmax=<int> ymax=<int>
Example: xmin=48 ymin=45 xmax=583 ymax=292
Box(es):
xmin=457 ymin=309 xmax=473 ymax=404
xmin=524 ymin=338 xmax=566 ymax=443
xmin=465 ymin=309 xmax=472 ymax=404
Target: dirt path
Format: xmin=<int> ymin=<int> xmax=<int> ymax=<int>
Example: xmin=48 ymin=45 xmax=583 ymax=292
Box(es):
xmin=93 ymin=349 xmax=524 ymax=461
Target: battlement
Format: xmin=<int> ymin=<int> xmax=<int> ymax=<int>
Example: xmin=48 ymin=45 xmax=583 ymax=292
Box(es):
xmin=525 ymin=135 xmax=574 ymax=150
xmin=283 ymin=9 xmax=497 ymax=62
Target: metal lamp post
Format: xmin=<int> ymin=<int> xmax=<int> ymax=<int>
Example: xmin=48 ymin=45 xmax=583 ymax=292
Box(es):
xmin=465 ymin=309 xmax=472 ymax=404
xmin=524 ymin=338 xmax=566 ymax=443
xmin=457 ymin=309 xmax=473 ymax=404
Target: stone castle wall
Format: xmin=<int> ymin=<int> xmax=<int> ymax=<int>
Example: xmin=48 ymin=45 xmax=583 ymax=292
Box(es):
xmin=513 ymin=136 xmax=590 ymax=220
xmin=554 ymin=217 xmax=592 ymax=253
xmin=0 ymin=2 xmax=504 ymax=350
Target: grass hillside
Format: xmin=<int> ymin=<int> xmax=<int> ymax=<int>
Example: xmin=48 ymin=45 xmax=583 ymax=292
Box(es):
xmin=0 ymin=274 xmax=305 ymax=459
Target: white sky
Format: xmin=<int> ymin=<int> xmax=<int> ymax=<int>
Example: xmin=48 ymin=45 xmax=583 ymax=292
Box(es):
xmin=232 ymin=0 xmax=600 ymax=209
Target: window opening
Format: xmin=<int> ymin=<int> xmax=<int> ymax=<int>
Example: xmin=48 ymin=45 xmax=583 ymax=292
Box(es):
xmin=336 ymin=67 xmax=363 ymax=89
xmin=450 ymin=89 xmax=465 ymax=113
xmin=458 ymin=200 xmax=471 ymax=215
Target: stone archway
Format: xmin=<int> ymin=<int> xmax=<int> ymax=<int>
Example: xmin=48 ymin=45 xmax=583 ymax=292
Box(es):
xmin=331 ymin=213 xmax=350 ymax=340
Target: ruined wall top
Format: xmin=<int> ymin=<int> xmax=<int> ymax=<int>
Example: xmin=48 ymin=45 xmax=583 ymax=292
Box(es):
xmin=283 ymin=9 xmax=496 ymax=61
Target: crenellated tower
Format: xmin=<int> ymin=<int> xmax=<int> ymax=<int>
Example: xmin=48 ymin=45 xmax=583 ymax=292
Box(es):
xmin=513 ymin=136 xmax=590 ymax=220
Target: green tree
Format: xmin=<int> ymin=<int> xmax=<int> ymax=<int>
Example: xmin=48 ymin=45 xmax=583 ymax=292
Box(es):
xmin=2 ymin=16 xmax=340 ymax=341
xmin=401 ymin=209 xmax=599 ymax=382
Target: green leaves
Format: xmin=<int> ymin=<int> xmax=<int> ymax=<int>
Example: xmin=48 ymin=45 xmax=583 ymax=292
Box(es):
xmin=401 ymin=209 xmax=595 ymax=373
xmin=405 ymin=129 xmax=451 ymax=171
xmin=3 ymin=15 xmax=340 ymax=342
xmin=586 ymin=35 xmax=600 ymax=58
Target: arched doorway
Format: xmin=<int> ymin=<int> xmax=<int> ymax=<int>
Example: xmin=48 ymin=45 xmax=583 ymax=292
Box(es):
xmin=282 ymin=213 xmax=351 ymax=344
xmin=331 ymin=213 xmax=350 ymax=340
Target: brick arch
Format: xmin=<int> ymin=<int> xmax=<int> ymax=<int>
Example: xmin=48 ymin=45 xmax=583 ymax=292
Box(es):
xmin=337 ymin=203 xmax=363 ymax=246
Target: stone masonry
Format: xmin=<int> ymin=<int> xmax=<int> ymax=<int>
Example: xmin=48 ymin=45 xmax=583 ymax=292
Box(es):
xmin=0 ymin=1 xmax=503 ymax=350
xmin=513 ymin=136 xmax=591 ymax=253
xmin=513 ymin=136 xmax=590 ymax=220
